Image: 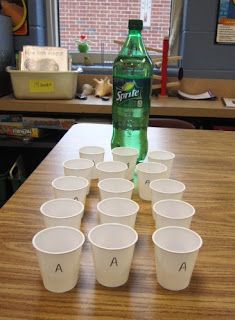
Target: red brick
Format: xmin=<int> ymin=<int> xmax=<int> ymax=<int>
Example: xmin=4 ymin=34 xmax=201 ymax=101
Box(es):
xmin=59 ymin=0 xmax=171 ymax=52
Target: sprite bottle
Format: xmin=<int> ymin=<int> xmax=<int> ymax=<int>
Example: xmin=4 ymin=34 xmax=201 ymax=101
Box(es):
xmin=111 ymin=19 xmax=153 ymax=162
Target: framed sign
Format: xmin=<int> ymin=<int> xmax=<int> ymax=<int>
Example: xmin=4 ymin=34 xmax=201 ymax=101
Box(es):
xmin=216 ymin=0 xmax=235 ymax=44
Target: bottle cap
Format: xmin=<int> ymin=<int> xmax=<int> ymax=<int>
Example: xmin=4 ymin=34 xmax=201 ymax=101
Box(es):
xmin=128 ymin=19 xmax=143 ymax=30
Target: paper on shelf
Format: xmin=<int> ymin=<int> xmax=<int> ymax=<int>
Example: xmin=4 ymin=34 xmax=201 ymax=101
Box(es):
xmin=178 ymin=90 xmax=216 ymax=100
xmin=20 ymin=46 xmax=69 ymax=71
xmin=222 ymin=98 xmax=235 ymax=108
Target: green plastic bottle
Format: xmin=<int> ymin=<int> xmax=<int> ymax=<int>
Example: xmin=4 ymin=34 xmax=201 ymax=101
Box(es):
xmin=111 ymin=19 xmax=153 ymax=162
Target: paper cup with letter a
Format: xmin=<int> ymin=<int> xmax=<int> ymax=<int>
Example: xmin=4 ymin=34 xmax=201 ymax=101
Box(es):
xmin=32 ymin=226 xmax=85 ymax=293
xmin=88 ymin=223 xmax=138 ymax=287
xmin=152 ymin=226 xmax=203 ymax=291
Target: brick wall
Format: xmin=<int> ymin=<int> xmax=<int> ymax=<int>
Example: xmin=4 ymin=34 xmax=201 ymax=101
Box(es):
xmin=59 ymin=0 xmax=171 ymax=53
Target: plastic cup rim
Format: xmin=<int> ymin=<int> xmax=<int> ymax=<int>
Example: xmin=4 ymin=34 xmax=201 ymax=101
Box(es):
xmin=149 ymin=178 xmax=186 ymax=193
xmin=136 ymin=162 xmax=168 ymax=174
xmin=96 ymin=160 xmax=128 ymax=173
xmin=52 ymin=175 xmax=89 ymax=191
xmin=88 ymin=223 xmax=138 ymax=251
xmin=98 ymin=178 xmax=134 ymax=192
xmin=40 ymin=198 xmax=84 ymax=219
xmin=153 ymin=199 xmax=195 ymax=220
xmin=63 ymin=158 xmax=94 ymax=169
xmin=112 ymin=146 xmax=138 ymax=156
xmin=97 ymin=197 xmax=139 ymax=217
xmin=152 ymin=226 xmax=203 ymax=254
xmin=79 ymin=145 xmax=105 ymax=155
xmin=32 ymin=226 xmax=85 ymax=255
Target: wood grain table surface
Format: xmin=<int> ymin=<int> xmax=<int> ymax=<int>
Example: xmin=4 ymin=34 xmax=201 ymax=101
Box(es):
xmin=0 ymin=124 xmax=234 ymax=320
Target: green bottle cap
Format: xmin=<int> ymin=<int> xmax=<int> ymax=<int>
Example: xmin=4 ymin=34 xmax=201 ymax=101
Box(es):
xmin=128 ymin=19 xmax=143 ymax=30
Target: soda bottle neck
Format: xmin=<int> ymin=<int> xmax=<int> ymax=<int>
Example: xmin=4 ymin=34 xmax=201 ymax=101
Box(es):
xmin=119 ymin=29 xmax=148 ymax=57
xmin=127 ymin=29 xmax=143 ymax=43
xmin=128 ymin=29 xmax=142 ymax=36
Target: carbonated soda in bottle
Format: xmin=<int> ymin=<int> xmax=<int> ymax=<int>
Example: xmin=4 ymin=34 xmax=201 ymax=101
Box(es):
xmin=111 ymin=19 xmax=153 ymax=162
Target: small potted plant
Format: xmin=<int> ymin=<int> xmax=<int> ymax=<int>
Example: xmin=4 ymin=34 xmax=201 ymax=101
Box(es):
xmin=77 ymin=34 xmax=89 ymax=53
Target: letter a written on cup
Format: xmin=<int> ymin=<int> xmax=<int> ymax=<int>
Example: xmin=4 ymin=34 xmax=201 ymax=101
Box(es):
xmin=55 ymin=264 xmax=63 ymax=272
xmin=178 ymin=262 xmax=187 ymax=272
xmin=110 ymin=257 xmax=118 ymax=267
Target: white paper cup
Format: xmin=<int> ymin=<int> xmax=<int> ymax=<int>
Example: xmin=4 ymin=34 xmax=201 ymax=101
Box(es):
xmin=153 ymin=199 xmax=195 ymax=229
xmin=136 ymin=162 xmax=168 ymax=201
xmin=79 ymin=145 xmax=105 ymax=179
xmin=52 ymin=176 xmax=89 ymax=205
xmin=88 ymin=223 xmax=138 ymax=287
xmin=112 ymin=147 xmax=138 ymax=180
xmin=63 ymin=158 xmax=94 ymax=194
xmin=150 ymin=178 xmax=185 ymax=208
xmin=96 ymin=160 xmax=128 ymax=181
xmin=148 ymin=150 xmax=175 ymax=178
xmin=40 ymin=198 xmax=84 ymax=228
xmin=98 ymin=178 xmax=134 ymax=200
xmin=32 ymin=226 xmax=85 ymax=293
xmin=97 ymin=197 xmax=139 ymax=228
xmin=152 ymin=226 xmax=203 ymax=291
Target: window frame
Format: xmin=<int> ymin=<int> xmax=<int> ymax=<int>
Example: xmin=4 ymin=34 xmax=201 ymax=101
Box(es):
xmin=46 ymin=0 xmax=181 ymax=77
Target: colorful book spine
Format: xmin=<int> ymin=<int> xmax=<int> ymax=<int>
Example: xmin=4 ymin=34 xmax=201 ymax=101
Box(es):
xmin=22 ymin=117 xmax=77 ymax=130
xmin=0 ymin=125 xmax=45 ymax=138
xmin=0 ymin=115 xmax=22 ymax=122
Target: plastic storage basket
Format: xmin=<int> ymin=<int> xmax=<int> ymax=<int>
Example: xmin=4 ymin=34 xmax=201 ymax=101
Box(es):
xmin=7 ymin=67 xmax=79 ymax=100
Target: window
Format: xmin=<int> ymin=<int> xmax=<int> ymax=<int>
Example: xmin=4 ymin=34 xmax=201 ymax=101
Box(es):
xmin=58 ymin=0 xmax=172 ymax=55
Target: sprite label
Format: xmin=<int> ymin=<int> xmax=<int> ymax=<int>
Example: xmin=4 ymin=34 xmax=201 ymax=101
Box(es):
xmin=113 ymin=78 xmax=151 ymax=108
xmin=112 ymin=77 xmax=151 ymax=129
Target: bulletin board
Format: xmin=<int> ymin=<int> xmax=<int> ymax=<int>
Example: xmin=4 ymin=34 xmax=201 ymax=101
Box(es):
xmin=216 ymin=0 xmax=235 ymax=44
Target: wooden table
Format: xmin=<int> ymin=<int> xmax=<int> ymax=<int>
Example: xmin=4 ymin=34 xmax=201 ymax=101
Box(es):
xmin=0 ymin=94 xmax=234 ymax=118
xmin=0 ymin=124 xmax=234 ymax=319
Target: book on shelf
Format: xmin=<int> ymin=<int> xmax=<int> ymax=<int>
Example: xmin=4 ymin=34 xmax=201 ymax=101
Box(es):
xmin=0 ymin=125 xmax=47 ymax=138
xmin=20 ymin=45 xmax=69 ymax=72
xmin=0 ymin=114 xmax=22 ymax=122
xmin=22 ymin=117 xmax=77 ymax=130
xmin=0 ymin=122 xmax=23 ymax=127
